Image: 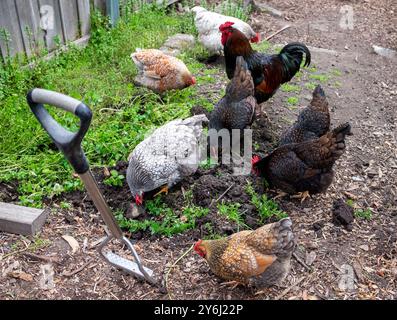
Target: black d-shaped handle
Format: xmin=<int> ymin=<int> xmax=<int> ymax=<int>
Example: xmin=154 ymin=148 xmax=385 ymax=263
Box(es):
xmin=27 ymin=88 xmax=92 ymax=174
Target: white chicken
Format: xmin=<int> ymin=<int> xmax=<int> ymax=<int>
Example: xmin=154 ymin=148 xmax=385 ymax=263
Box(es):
xmin=127 ymin=114 xmax=208 ymax=205
xmin=191 ymin=6 xmax=260 ymax=55
xmin=131 ymin=49 xmax=196 ymax=93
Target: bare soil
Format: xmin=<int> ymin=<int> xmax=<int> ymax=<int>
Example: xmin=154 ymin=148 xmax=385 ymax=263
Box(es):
xmin=1 ymin=0 xmax=396 ymax=300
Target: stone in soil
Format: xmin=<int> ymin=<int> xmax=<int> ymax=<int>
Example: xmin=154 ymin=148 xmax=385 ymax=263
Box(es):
xmin=160 ymin=34 xmax=195 ymax=56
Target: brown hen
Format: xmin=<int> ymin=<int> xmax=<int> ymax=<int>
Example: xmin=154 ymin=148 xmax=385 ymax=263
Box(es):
xmin=194 ymin=218 xmax=295 ymax=287
xmin=253 ymin=123 xmax=352 ymax=197
xmin=280 ymin=85 xmax=330 ymax=145
xmin=209 ymin=56 xmax=257 ymax=132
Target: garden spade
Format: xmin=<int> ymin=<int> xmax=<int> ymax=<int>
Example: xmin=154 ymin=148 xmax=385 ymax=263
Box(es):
xmin=27 ymin=88 xmax=157 ymax=286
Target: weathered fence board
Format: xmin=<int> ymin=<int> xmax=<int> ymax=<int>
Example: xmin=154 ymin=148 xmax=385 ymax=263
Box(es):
xmin=59 ymin=0 xmax=80 ymax=41
xmin=0 ymin=0 xmax=111 ymax=58
xmin=14 ymin=0 xmax=45 ymax=57
xmin=0 ymin=0 xmax=25 ymax=57
xmin=77 ymin=0 xmax=91 ymax=36
xmin=37 ymin=0 xmax=64 ymax=50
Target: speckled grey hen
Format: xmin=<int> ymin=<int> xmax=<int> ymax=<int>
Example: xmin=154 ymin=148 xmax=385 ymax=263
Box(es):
xmin=280 ymin=85 xmax=330 ymax=145
xmin=126 ymin=114 xmax=208 ymax=205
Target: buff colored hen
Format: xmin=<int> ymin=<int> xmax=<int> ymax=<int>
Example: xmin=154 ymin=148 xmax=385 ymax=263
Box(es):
xmin=131 ymin=49 xmax=196 ymax=93
xmin=194 ymin=218 xmax=295 ymax=287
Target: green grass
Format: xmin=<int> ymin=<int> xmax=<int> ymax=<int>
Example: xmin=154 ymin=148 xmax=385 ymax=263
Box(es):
xmin=103 ymin=169 xmax=125 ymax=187
xmin=217 ymin=201 xmax=247 ymax=230
xmin=305 ymin=82 xmax=317 ymax=91
xmin=246 ymin=183 xmax=288 ymax=223
xmin=309 ymin=73 xmax=329 ymax=83
xmin=252 ymin=40 xmax=272 ymax=53
xmin=331 ymin=69 xmax=342 ymax=77
xmin=346 ymin=199 xmax=355 ymax=207
xmin=281 ymin=83 xmax=301 ymax=93
xmin=116 ymin=197 xmax=209 ymax=236
xmin=199 ymin=157 xmax=218 ymax=170
xmin=0 ymin=5 xmax=208 ymax=207
xmin=355 ymin=208 xmax=372 ymax=220
xmin=286 ymin=96 xmax=299 ymax=105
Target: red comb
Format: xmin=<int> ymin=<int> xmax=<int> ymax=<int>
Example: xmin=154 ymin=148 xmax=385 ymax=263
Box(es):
xmin=252 ymin=155 xmax=261 ymax=165
xmin=251 ymin=155 xmax=261 ymax=176
xmin=219 ymin=21 xmax=235 ymax=32
xmin=194 ymin=240 xmax=202 ymax=252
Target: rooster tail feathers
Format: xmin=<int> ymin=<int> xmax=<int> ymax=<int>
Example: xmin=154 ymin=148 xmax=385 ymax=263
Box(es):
xmin=279 ymin=42 xmax=311 ymax=82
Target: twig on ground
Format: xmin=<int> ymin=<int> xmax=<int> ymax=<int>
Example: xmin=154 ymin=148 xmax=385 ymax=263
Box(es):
xmin=275 ymin=276 xmax=305 ymax=300
xmin=165 ymin=244 xmax=194 ymax=299
xmin=2 ymin=247 xmax=29 ymax=260
xmin=63 ymin=261 xmax=91 ymax=277
xmin=293 ymin=252 xmax=313 ymax=272
xmin=23 ymin=252 xmax=62 ymax=265
xmin=209 ymin=183 xmax=235 ymax=208
xmin=265 ymin=25 xmax=291 ymax=41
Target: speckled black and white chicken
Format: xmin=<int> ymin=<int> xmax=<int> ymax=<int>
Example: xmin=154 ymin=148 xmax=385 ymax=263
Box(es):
xmin=126 ymin=114 xmax=208 ymax=205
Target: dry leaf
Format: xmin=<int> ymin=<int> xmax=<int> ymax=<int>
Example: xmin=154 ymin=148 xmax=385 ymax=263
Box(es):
xmin=62 ymin=235 xmax=80 ymax=254
xmin=8 ymin=271 xmax=33 ymax=282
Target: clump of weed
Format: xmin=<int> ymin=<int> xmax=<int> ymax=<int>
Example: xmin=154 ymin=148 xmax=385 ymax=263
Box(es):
xmin=217 ymin=201 xmax=248 ymax=230
xmin=103 ymin=170 xmax=125 ymax=187
xmin=246 ymin=183 xmax=288 ymax=222
xmin=355 ymin=208 xmax=372 ymax=220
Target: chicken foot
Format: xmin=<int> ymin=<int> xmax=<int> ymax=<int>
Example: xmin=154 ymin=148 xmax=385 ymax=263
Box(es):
xmin=154 ymin=185 xmax=169 ymax=197
xmin=290 ymin=191 xmax=311 ymax=203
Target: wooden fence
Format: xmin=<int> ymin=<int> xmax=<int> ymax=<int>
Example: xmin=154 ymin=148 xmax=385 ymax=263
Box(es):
xmin=0 ymin=0 xmax=108 ymax=59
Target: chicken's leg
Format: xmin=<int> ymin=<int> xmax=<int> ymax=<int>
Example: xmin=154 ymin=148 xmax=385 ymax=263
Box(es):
xmin=273 ymin=191 xmax=289 ymax=200
xmin=220 ymin=280 xmax=243 ymax=289
xmin=290 ymin=191 xmax=310 ymax=203
xmin=154 ymin=185 xmax=169 ymax=197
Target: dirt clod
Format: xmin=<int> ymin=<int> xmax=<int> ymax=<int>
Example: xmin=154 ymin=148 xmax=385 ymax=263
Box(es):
xmin=332 ymin=199 xmax=354 ymax=230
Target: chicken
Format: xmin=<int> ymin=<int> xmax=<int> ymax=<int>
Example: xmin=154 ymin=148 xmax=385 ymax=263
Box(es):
xmin=280 ymin=85 xmax=330 ymax=145
xmin=127 ymin=114 xmax=208 ymax=205
xmin=191 ymin=6 xmax=259 ymax=55
xmin=131 ymin=48 xmax=196 ymax=93
xmin=209 ymin=56 xmax=257 ymax=132
xmin=252 ymin=123 xmax=352 ymax=199
xmin=194 ymin=217 xmax=295 ymax=287
xmin=219 ymin=22 xmax=311 ymax=104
